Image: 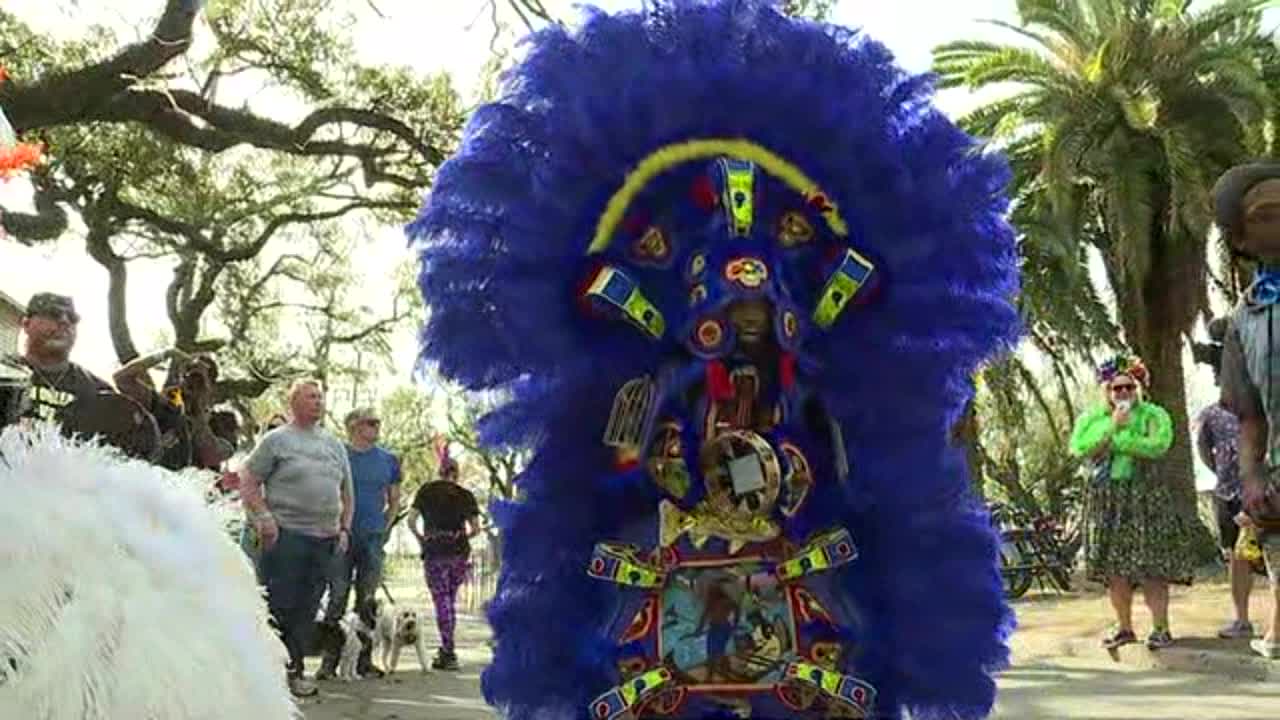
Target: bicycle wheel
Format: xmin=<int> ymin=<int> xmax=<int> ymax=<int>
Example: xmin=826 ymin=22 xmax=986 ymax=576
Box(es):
xmin=999 ymin=536 xmax=1034 ymax=599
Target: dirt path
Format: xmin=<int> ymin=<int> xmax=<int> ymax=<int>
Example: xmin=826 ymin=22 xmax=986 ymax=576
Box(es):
xmin=299 ymin=580 xmax=1279 ymax=719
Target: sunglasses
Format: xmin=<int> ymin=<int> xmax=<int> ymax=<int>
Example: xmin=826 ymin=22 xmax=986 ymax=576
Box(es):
xmin=1110 ymin=384 xmax=1136 ymax=392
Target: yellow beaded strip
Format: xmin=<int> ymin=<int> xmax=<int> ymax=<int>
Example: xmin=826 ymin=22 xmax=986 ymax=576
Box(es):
xmin=587 ymin=138 xmax=849 ymax=254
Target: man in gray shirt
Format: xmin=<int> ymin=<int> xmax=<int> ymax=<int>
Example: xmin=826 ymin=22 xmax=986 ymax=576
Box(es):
xmin=240 ymin=379 xmax=353 ymax=696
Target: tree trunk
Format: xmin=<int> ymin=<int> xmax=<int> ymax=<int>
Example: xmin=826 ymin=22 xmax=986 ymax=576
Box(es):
xmin=83 ymin=219 xmax=140 ymax=363
xmin=1138 ymin=325 xmax=1197 ymax=512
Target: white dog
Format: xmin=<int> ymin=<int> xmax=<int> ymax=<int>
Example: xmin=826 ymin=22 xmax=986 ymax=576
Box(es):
xmin=376 ymin=605 xmax=430 ymax=674
xmin=334 ymin=610 xmax=372 ymax=681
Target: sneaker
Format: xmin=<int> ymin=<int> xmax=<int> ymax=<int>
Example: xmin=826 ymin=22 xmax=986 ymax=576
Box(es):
xmin=1101 ymin=627 xmax=1137 ymax=650
xmin=1146 ymin=629 xmax=1174 ymax=650
xmin=1250 ymin=638 xmax=1280 ymax=659
xmin=288 ymin=676 xmax=319 ymax=698
xmin=1218 ymin=620 xmax=1255 ymax=639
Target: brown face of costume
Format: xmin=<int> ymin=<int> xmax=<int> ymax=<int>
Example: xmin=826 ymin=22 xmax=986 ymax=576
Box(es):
xmin=1239 ymin=180 xmax=1280 ymax=261
xmin=728 ymin=299 xmax=772 ymax=348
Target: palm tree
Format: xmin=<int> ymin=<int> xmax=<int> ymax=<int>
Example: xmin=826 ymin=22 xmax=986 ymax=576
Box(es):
xmin=934 ymin=0 xmax=1277 ymax=507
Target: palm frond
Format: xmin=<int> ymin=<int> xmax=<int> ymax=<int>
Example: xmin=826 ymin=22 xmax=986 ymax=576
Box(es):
xmin=1189 ymin=54 xmax=1273 ymax=123
xmin=1015 ymin=0 xmax=1096 ymax=49
xmin=1083 ymin=0 xmax=1125 ymax=38
xmin=1160 ymin=125 xmax=1211 ymax=237
xmin=955 ymin=90 xmax=1047 ymax=138
xmin=1184 ymin=0 xmax=1276 ymax=48
xmin=1102 ymin=134 xmax=1155 ymax=289
xmin=1152 ymin=0 xmax=1190 ymax=21
xmin=961 ymin=47 xmax=1080 ymax=90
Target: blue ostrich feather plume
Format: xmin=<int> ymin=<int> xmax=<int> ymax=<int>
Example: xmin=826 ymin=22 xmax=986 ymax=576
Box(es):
xmin=409 ymin=1 xmax=1021 ymax=718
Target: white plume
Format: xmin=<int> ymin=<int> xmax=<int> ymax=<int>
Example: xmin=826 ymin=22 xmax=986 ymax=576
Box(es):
xmin=0 ymin=425 xmax=297 ymax=720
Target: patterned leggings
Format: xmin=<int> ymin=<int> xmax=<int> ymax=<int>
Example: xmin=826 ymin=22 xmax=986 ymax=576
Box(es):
xmin=424 ymin=555 xmax=470 ymax=652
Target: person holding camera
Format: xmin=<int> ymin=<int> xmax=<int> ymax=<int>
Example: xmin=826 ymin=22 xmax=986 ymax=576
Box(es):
xmin=1214 ymin=162 xmax=1280 ymax=660
xmin=114 ymin=349 xmax=232 ymax=471
xmin=1069 ymin=355 xmax=1195 ymax=651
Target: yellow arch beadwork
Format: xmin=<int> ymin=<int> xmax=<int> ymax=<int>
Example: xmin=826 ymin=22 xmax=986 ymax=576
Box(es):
xmin=586 ymin=138 xmax=849 ymax=254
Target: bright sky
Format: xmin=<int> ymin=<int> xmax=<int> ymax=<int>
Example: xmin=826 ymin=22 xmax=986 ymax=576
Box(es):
xmin=0 ymin=0 xmax=1266 ymax=488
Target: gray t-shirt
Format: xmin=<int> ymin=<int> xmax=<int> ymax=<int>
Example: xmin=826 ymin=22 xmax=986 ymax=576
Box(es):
xmin=245 ymin=424 xmax=352 ymax=537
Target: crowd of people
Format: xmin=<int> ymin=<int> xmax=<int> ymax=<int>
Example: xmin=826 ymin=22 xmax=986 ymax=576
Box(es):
xmin=1 ymin=292 xmax=236 ymax=470
xmin=1068 ymin=163 xmax=1280 ymax=662
xmin=229 ymin=383 xmax=482 ymax=696
xmin=0 ymin=293 xmax=484 ymax=699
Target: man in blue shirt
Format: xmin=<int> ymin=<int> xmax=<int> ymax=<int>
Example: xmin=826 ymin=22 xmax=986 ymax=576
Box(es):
xmin=318 ymin=407 xmax=402 ymax=678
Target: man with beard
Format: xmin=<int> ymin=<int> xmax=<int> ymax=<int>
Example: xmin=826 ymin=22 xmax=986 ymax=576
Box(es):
xmin=2 ymin=293 xmax=112 ymax=426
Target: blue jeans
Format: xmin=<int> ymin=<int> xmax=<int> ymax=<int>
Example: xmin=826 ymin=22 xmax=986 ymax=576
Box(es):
xmin=324 ymin=530 xmax=385 ymax=622
xmin=239 ymin=522 xmax=263 ymax=583
xmin=260 ymin=527 xmax=336 ymax=675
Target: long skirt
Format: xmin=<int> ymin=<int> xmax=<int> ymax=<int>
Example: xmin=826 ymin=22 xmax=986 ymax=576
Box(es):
xmin=1083 ymin=468 xmax=1196 ymax=585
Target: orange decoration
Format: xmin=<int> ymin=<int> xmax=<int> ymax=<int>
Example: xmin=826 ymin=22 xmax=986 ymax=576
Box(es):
xmin=0 ymin=65 xmax=45 ymax=178
xmin=0 ymin=143 xmax=44 ymax=178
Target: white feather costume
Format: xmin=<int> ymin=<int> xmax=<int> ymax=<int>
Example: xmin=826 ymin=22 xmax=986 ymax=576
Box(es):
xmin=0 ymin=426 xmax=297 ymax=720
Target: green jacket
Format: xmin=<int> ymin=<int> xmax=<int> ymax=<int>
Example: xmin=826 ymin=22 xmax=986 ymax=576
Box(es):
xmin=1068 ymin=400 xmax=1173 ymax=481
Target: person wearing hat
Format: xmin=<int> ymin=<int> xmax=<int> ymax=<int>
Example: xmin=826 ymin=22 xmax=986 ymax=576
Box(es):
xmin=1216 ymin=162 xmax=1280 ymax=659
xmin=316 ymin=406 xmax=402 ymax=680
xmin=4 ymin=292 xmax=112 ymax=427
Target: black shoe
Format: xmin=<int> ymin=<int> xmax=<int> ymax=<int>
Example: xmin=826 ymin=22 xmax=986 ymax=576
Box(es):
xmin=432 ymin=650 xmax=460 ymax=671
xmin=316 ymin=654 xmax=338 ymax=681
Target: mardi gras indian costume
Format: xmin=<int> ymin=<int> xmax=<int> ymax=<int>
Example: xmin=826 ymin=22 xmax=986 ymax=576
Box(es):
xmin=410 ymin=2 xmax=1021 ymax=718
xmin=0 ymin=426 xmax=297 ymax=720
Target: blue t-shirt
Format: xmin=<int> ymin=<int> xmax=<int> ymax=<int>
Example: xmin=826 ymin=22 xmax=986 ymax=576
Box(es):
xmin=348 ymin=446 xmax=402 ymax=534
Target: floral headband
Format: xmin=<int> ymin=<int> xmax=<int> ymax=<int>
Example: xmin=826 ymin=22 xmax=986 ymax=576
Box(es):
xmin=1096 ymin=355 xmax=1149 ymax=387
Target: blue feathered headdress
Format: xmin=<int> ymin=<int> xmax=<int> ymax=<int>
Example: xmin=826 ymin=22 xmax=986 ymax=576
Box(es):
xmin=410 ymin=2 xmax=1021 ymax=719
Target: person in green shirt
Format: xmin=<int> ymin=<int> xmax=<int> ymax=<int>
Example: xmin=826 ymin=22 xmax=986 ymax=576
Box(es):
xmin=1070 ymin=355 xmax=1196 ymax=651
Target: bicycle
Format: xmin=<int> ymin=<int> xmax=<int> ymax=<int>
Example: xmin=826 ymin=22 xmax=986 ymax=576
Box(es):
xmin=990 ymin=501 xmax=1080 ymax=599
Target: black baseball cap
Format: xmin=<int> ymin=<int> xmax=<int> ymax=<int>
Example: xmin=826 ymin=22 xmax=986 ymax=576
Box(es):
xmin=24 ymin=293 xmax=80 ymax=323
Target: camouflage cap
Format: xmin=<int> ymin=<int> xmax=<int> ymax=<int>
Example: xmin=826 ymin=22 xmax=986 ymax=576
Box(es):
xmin=24 ymin=293 xmax=79 ymax=322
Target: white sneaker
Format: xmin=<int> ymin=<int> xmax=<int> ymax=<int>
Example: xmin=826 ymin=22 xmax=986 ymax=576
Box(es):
xmin=1249 ymin=638 xmax=1280 ymax=660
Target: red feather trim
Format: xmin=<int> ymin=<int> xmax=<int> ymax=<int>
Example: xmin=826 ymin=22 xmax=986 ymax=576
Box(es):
xmin=705 ymin=360 xmax=733 ymax=401
xmin=780 ymin=353 xmax=796 ymax=390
